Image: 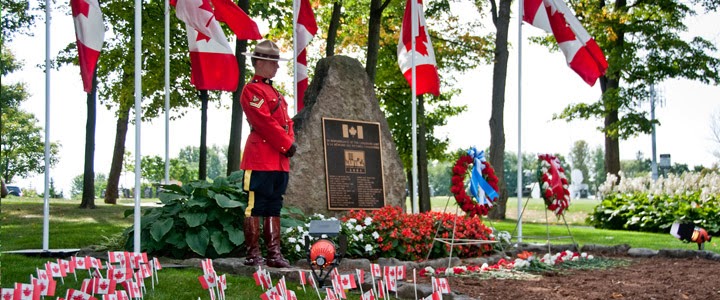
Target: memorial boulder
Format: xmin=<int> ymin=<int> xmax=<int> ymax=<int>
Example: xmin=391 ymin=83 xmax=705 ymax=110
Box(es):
xmin=285 ymin=55 xmax=406 ymax=216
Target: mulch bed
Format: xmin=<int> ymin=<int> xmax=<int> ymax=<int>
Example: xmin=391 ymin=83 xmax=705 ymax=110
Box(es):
xmin=444 ymin=256 xmax=720 ymax=299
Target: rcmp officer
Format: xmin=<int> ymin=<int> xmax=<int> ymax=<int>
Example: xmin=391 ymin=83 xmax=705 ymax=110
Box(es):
xmin=240 ymin=40 xmax=296 ymax=268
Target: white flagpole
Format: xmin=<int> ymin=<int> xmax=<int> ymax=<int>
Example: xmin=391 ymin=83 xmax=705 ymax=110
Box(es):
xmin=517 ymin=0 xmax=524 ymax=242
xmin=43 ymin=0 xmax=52 ymax=252
xmin=164 ymin=0 xmax=170 ymax=185
xmin=411 ymin=0 xmax=419 ymax=214
xmin=134 ymin=0 xmax=143 ymax=253
xmin=293 ymin=0 xmax=299 ymax=116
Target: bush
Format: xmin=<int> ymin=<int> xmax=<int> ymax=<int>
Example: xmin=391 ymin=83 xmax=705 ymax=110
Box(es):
xmin=281 ymin=206 xmax=496 ymax=263
xmin=123 ymin=172 xmax=250 ymax=258
xmin=588 ymin=172 xmax=720 ymax=235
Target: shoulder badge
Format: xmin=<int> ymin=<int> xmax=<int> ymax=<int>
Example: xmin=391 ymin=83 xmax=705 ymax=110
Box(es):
xmin=249 ymin=95 xmax=264 ymax=109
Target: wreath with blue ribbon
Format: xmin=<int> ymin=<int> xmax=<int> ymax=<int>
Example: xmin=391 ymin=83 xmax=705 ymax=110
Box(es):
xmin=450 ymin=147 xmax=500 ymax=217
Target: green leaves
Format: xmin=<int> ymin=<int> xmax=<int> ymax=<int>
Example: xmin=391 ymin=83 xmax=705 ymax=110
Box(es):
xmin=150 ymin=219 xmax=174 ymax=241
xmin=214 ymin=193 xmax=244 ymax=208
xmin=186 ymin=227 xmax=210 ymax=256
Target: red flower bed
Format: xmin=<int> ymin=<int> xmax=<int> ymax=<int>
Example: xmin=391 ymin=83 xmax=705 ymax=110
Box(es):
xmin=343 ymin=206 xmax=495 ymax=261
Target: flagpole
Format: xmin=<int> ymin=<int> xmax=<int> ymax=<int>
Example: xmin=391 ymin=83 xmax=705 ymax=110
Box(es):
xmin=293 ymin=0 xmax=299 ymax=116
xmin=410 ymin=0 xmax=419 ymax=214
xmin=164 ymin=0 xmax=170 ymax=184
xmin=43 ymin=0 xmax=52 ymax=251
xmin=134 ymin=0 xmax=143 ymax=253
xmin=516 ymin=0 xmax=524 ymax=242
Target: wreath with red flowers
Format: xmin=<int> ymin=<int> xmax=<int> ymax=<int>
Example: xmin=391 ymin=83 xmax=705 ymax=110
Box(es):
xmin=537 ymin=154 xmax=571 ymax=216
xmin=450 ymin=150 xmax=500 ymax=217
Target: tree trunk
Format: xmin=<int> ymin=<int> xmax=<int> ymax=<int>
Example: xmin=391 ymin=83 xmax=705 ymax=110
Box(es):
xmin=199 ymin=90 xmax=209 ymax=180
xmin=105 ymin=105 xmax=130 ymax=204
xmin=365 ymin=0 xmax=391 ymax=84
xmin=418 ymin=95 xmax=431 ymax=212
xmin=487 ymin=0 xmax=512 ymax=220
xmin=326 ymin=1 xmax=342 ymax=57
xmin=227 ymin=0 xmax=250 ymax=176
xmin=80 ymin=73 xmax=97 ymax=209
xmin=405 ymin=169 xmax=412 ymax=207
xmin=604 ymin=78 xmax=621 ymax=178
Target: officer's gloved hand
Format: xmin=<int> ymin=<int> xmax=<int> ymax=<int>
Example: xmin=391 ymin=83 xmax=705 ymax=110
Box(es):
xmin=285 ymin=143 xmax=297 ymax=157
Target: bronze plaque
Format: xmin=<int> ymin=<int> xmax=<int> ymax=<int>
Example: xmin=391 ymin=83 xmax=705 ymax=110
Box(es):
xmin=322 ymin=118 xmax=385 ymax=210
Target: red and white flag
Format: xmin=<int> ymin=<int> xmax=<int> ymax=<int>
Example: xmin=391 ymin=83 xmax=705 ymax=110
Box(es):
xmin=198 ymin=273 xmax=217 ymax=289
xmin=32 ymin=277 xmax=56 ymax=297
xmin=70 ymin=0 xmax=105 ymax=93
xmin=107 ymin=290 xmax=129 ymax=300
xmin=356 ymin=269 xmax=365 ymax=287
xmin=152 ymin=257 xmax=162 ymax=271
xmin=120 ymin=281 xmax=141 ymax=299
xmin=260 ymin=287 xmax=282 ymax=300
xmin=46 ymin=262 xmax=67 ymax=278
xmin=200 ymin=258 xmax=215 ymax=276
xmin=370 ymin=264 xmax=381 ymax=278
xmin=72 ymin=256 xmax=89 ymax=270
xmin=298 ymin=270 xmax=307 ymax=286
xmin=253 ymin=269 xmax=271 ymax=289
xmin=375 ymin=281 xmax=385 ymax=299
xmin=101 ymin=294 xmax=118 ymax=300
xmin=422 ymin=291 xmax=442 ymax=300
xmin=14 ymin=283 xmax=40 ymax=300
xmin=397 ymin=0 xmax=440 ymax=96
xmin=1 ymin=288 xmax=14 ymax=300
xmin=59 ymin=259 xmax=76 ymax=274
xmin=432 ymin=277 xmax=450 ymax=294
xmin=90 ymin=257 xmax=103 ymax=270
xmin=81 ymin=278 xmax=95 ymax=294
xmin=339 ymin=274 xmax=357 ymax=290
xmin=382 ymin=267 xmax=396 ymax=292
xmin=395 ymin=266 xmax=406 ymax=280
xmin=36 ymin=269 xmax=50 ymax=281
xmin=65 ymin=288 xmax=97 ymax=300
xmin=108 ymin=252 xmax=129 ymax=266
xmin=294 ymin=0 xmax=318 ymax=111
xmin=209 ymin=0 xmax=261 ymax=39
xmin=107 ymin=266 xmax=132 ymax=283
xmin=94 ymin=278 xmax=117 ymax=295
xmin=172 ymin=0 xmax=239 ymax=91
xmin=361 ymin=290 xmax=375 ymax=300
xmin=286 ymin=290 xmax=297 ymax=300
xmin=522 ymin=0 xmax=608 ymax=86
xmin=324 ymin=288 xmax=338 ymax=300
xmin=331 ymin=276 xmax=347 ymax=299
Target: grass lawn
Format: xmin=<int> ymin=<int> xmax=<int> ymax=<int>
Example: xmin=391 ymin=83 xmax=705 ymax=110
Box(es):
xmin=2 ymin=196 xmax=717 ymax=298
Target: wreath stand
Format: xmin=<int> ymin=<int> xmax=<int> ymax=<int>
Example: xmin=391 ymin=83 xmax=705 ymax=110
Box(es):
xmin=511 ymin=182 xmax=577 ymax=255
xmin=425 ymin=196 xmax=498 ymax=269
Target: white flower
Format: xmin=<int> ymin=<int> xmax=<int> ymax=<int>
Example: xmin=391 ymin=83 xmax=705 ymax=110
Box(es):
xmin=355 ymin=225 xmax=363 ymax=232
xmin=295 ymin=244 xmax=301 ymax=252
xmin=365 ymin=244 xmax=373 ymax=252
xmin=321 ymin=234 xmax=328 ymax=239
xmin=480 ymin=263 xmax=489 ymax=271
xmin=353 ymin=235 xmax=359 ymax=241
xmin=424 ymin=266 xmax=435 ymax=274
xmin=358 ymin=233 xmax=364 ymax=240
xmin=288 ymin=237 xmax=297 ymax=244
xmin=364 ymin=217 xmax=373 ymax=226
xmin=587 ymin=255 xmax=594 ymax=260
xmin=580 ymin=252 xmax=588 ymax=258
xmin=286 ymin=227 xmax=293 ymax=233
xmin=372 ymin=231 xmax=380 ymax=239
xmin=513 ymin=258 xmax=529 ymax=268
xmin=348 ymin=218 xmax=357 ymax=224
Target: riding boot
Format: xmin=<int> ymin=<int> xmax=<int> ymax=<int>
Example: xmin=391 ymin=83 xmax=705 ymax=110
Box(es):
xmin=243 ymin=216 xmax=265 ymax=266
xmin=264 ymin=216 xmax=291 ymax=268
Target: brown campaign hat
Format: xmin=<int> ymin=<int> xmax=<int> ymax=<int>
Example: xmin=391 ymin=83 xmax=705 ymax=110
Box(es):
xmin=242 ymin=40 xmax=289 ymax=61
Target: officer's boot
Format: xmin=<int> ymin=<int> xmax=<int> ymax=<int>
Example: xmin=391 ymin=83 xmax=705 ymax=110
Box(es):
xmin=264 ymin=216 xmax=291 ymax=268
xmin=243 ymin=216 xmax=265 ymax=266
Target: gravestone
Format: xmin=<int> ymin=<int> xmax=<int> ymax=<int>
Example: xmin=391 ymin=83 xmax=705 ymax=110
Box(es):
xmin=285 ymin=55 xmax=406 ymax=216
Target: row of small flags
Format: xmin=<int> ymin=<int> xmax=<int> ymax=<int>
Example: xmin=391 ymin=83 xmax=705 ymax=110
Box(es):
xmin=196 ymin=258 xmax=228 ymax=300
xmin=1 ymin=251 xmax=162 ymax=300
xmin=248 ymin=263 xmax=451 ymax=300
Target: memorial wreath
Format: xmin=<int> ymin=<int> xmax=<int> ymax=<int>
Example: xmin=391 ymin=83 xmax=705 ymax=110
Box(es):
xmin=537 ymin=153 xmax=571 ymax=216
xmin=450 ymin=148 xmax=500 ymax=217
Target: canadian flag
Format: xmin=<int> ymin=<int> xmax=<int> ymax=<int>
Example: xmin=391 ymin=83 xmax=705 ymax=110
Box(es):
xmin=397 ymin=0 xmax=440 ymax=96
xmin=36 ymin=269 xmax=49 ymax=281
xmin=32 ymin=277 xmax=56 ymax=297
xmin=383 ymin=266 xmax=397 ymax=292
xmin=198 ymin=273 xmax=217 ymax=289
xmin=107 ymin=266 xmax=132 ymax=283
xmin=339 ymin=274 xmax=357 ymax=290
xmin=65 ymin=288 xmax=97 ymax=300
xmin=294 ymin=0 xmax=318 ymax=111
xmin=253 ymin=269 xmax=270 ymax=289
xmin=94 ymin=278 xmax=117 ymax=295
xmin=432 ymin=277 xmax=450 ymax=294
xmin=101 ymin=294 xmax=118 ymax=300
xmin=356 ymin=269 xmax=365 ymax=287
xmin=46 ymin=262 xmax=67 ymax=278
xmin=108 ymin=290 xmax=129 ymax=300
xmin=217 ymin=274 xmax=227 ymax=297
xmin=324 ymin=288 xmax=338 ymax=300
xmin=331 ymin=276 xmax=347 ymax=299
xmin=70 ymin=0 xmax=105 ymax=93
xmin=395 ymin=266 xmax=406 ymax=280
xmin=90 ymin=257 xmax=103 ymax=270
xmin=13 ymin=283 xmax=40 ymax=300
xmin=108 ymin=251 xmax=129 ymax=266
xmin=361 ymin=290 xmax=375 ymax=300
xmin=80 ymin=278 xmax=95 ymax=294
xmin=522 ymin=0 xmax=608 ymax=86
xmin=120 ymin=281 xmax=141 ymax=299
xmin=172 ymin=0 xmax=258 ymax=91
xmin=200 ymin=258 xmax=215 ymax=276
xmin=1 ymin=288 xmax=14 ymax=300
xmin=298 ymin=270 xmax=307 ymax=287
xmin=375 ymin=281 xmax=385 ymax=299
xmin=58 ymin=259 xmax=76 ymax=274
xmin=152 ymin=257 xmax=162 ymax=270
xmin=370 ymin=264 xmax=381 ymax=278
xmin=72 ymin=256 xmax=89 ymax=270
xmin=286 ymin=290 xmax=297 ymax=300
xmin=422 ymin=291 xmax=442 ymax=300
xmin=260 ymin=287 xmax=282 ymax=300
xmin=210 ymin=0 xmax=261 ymax=39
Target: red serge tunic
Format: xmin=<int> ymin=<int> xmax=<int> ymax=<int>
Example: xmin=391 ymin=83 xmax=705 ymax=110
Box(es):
xmin=240 ymin=75 xmax=295 ymax=172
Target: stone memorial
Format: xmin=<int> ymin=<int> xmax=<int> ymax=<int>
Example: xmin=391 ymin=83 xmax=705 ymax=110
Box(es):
xmin=285 ymin=55 xmax=406 ymax=216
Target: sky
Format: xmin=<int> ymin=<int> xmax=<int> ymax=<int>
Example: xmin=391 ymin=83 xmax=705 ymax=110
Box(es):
xmin=6 ymin=2 xmax=720 ymax=196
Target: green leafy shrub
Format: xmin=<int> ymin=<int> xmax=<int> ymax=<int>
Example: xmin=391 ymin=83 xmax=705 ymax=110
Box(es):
xmin=588 ymin=172 xmax=720 ymax=235
xmin=123 ymin=172 xmax=249 ymax=258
